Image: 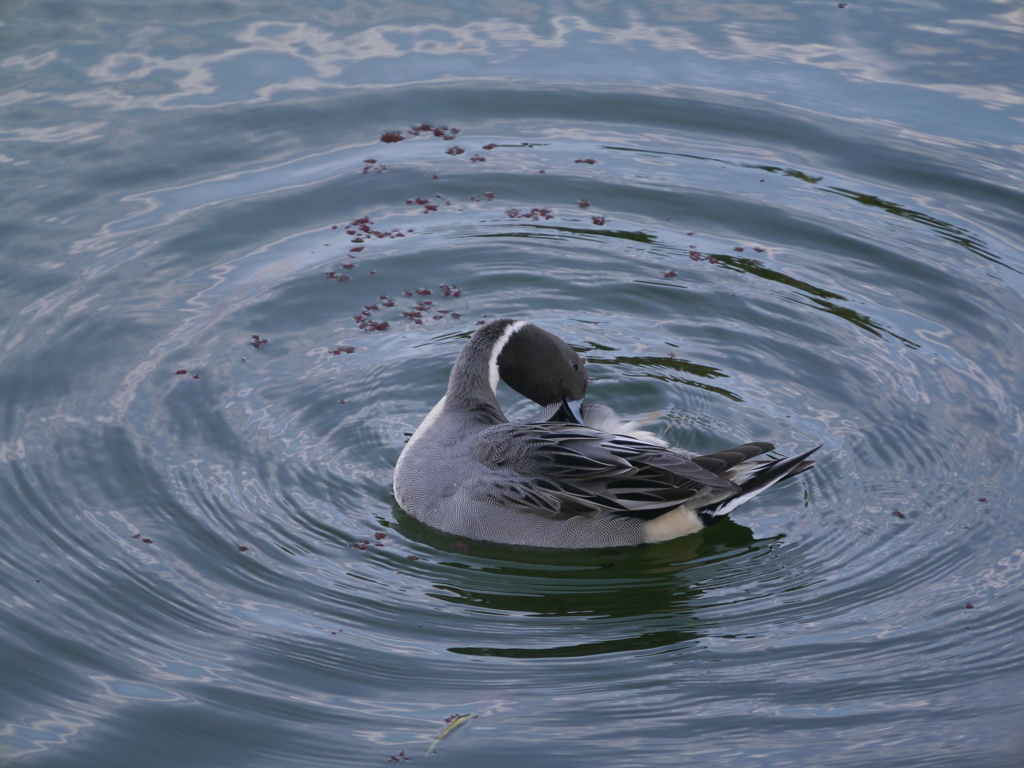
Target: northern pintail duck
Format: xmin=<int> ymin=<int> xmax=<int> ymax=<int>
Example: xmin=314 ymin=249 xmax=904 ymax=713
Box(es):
xmin=393 ymin=319 xmax=819 ymax=548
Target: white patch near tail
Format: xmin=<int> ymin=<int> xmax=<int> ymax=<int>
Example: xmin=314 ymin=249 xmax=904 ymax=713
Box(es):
xmin=643 ymin=505 xmax=705 ymax=543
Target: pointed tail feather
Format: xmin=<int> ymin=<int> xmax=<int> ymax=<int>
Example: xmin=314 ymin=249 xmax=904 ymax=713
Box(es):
xmin=697 ymin=444 xmax=821 ymax=524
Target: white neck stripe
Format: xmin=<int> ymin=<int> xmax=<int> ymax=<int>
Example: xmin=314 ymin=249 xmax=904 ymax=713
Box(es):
xmin=488 ymin=320 xmax=528 ymax=394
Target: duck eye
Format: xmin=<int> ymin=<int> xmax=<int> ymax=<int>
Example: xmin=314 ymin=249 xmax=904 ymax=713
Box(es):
xmin=572 ymin=361 xmax=579 ymax=371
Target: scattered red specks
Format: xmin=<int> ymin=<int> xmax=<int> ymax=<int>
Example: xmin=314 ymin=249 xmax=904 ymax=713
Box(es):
xmin=591 ymin=215 xmax=606 ymax=225
xmin=238 ymin=546 xmax=248 ymax=552
xmin=387 ymin=751 xmax=411 ymax=764
xmin=439 ymin=284 xmax=461 ymax=298
xmin=252 ymin=335 xmax=269 ymax=348
xmin=423 ymin=204 xmax=438 ymax=212
xmin=365 ymin=304 xmax=379 ymax=311
xmin=468 ymin=191 xmax=496 ymax=202
xmin=132 ymin=534 xmax=141 ymax=539
xmin=966 ymin=603 xmax=974 ymax=609
xmin=664 ymin=270 xmax=677 ymax=278
xmin=892 ymin=510 xmax=906 ymax=519
xmin=374 ymin=532 xmax=387 ymax=540
xmin=175 ymin=369 xmax=187 ymax=375
xmin=470 ymin=155 xmax=486 ymax=163
xmin=450 ymin=312 xmax=461 ymax=318
xmin=575 ymin=158 xmax=596 ymax=164
xmin=342 ymin=263 xmax=355 ymax=269
xmin=507 ymin=207 xmax=554 ymax=220
xmin=753 ymin=247 xmax=766 ymax=253
xmin=364 ymin=159 xmax=376 ymax=164
xmin=380 ymin=132 xmax=404 ymax=143
xmin=142 ymin=538 xmax=153 ymax=544
xmin=404 ymin=290 xmax=413 ymax=296
xmin=476 ymin=320 xmax=486 ymax=325
xmin=351 ymin=541 xmax=370 ymax=551
xmin=538 ymin=169 xmax=545 ymax=174
xmin=331 ymin=225 xmax=338 ymax=230
xmin=978 ymin=497 xmax=987 ymax=502
xmin=578 ymin=199 xmax=591 ymax=208
xmin=689 ymin=250 xmax=703 ymax=260
xmin=446 ymin=146 xmax=465 ymax=155
xmin=415 ymin=288 xmax=432 ymax=295
xmin=192 ymin=374 xmax=201 ymax=379
xmin=406 ymin=555 xmax=421 ymax=561
xmin=733 ymin=247 xmax=745 ymax=252
xmin=482 ymin=143 xmax=497 ymax=150
xmin=686 ymin=231 xmax=694 ymax=236
xmin=361 ymin=160 xmax=386 ymax=174
xmin=331 ymin=346 xmax=356 ymax=355
xmin=350 ymin=246 xmax=364 ymax=253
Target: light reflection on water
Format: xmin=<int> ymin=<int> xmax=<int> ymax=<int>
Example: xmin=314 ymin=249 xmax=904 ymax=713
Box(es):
xmin=2 ymin=0 xmax=1024 ymax=766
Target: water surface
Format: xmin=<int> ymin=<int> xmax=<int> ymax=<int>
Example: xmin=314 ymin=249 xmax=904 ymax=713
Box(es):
xmin=2 ymin=1 xmax=1024 ymax=766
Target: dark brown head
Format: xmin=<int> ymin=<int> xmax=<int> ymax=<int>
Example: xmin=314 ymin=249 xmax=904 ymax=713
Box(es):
xmin=494 ymin=322 xmax=588 ymax=406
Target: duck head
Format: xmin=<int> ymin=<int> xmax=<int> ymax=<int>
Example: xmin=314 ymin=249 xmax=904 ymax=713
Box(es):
xmin=495 ymin=322 xmax=588 ymax=422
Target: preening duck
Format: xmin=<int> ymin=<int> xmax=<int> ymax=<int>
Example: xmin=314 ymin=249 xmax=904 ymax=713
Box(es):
xmin=393 ymin=319 xmax=819 ymax=548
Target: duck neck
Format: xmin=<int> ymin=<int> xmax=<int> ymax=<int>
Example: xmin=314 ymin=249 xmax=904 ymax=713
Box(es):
xmin=446 ymin=320 xmax=524 ymax=424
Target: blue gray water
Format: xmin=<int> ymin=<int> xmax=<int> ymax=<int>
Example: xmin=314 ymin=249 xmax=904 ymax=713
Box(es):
xmin=2 ymin=1 xmax=1024 ymax=766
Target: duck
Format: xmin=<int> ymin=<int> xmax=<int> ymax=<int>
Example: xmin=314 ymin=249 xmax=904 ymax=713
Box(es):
xmin=393 ymin=319 xmax=819 ymax=549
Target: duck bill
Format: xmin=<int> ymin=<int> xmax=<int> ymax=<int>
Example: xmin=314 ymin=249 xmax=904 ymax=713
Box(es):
xmin=552 ymin=396 xmax=585 ymax=425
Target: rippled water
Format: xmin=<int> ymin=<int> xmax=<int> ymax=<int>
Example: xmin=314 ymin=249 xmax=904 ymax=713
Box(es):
xmin=3 ymin=1 xmax=1024 ymax=766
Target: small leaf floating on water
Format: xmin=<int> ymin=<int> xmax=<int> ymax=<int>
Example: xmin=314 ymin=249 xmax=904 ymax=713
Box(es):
xmin=175 ymin=369 xmax=187 ymax=375
xmin=380 ymin=132 xmax=405 ymax=143
xmin=664 ymin=270 xmax=677 ymax=278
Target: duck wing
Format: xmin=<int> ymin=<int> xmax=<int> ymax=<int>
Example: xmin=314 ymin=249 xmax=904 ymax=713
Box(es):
xmin=473 ymin=422 xmax=739 ymax=520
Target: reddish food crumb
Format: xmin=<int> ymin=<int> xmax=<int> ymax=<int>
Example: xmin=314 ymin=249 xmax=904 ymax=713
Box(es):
xmin=342 ymin=263 xmax=355 ymax=269
xmin=238 ymin=546 xmax=248 ymax=552
xmin=591 ymin=215 xmax=606 ymax=225
xmin=753 ymin=247 xmax=765 ymax=253
xmin=978 ymin=497 xmax=987 ymax=502
xmin=252 ymin=335 xmax=269 ymax=348
xmin=470 ymin=155 xmax=486 ymax=162
xmin=733 ymin=247 xmax=745 ymax=252
xmin=966 ymin=603 xmax=974 ymax=609
xmin=446 ymin=146 xmax=465 ymax=155
xmin=507 ymin=207 xmax=554 ymax=220
xmin=350 ymin=246 xmax=364 ymax=253
xmin=575 ymin=158 xmax=596 ymax=164
xmin=331 ymin=225 xmax=338 ymax=230
xmin=142 ymin=538 xmax=153 ymax=544
xmin=687 ymin=231 xmax=695 ymax=236
xmin=351 ymin=541 xmax=369 ymax=551
xmin=482 ymin=143 xmax=496 ymax=150
xmin=175 ymin=369 xmax=187 ymax=375
xmin=132 ymin=534 xmax=141 ymax=539
xmin=364 ymin=159 xmax=376 ymax=164
xmin=374 ymin=532 xmax=387 ymax=540
xmin=892 ymin=510 xmax=906 ymax=519
xmin=415 ymin=288 xmax=432 ymax=295
xmin=331 ymin=346 xmax=355 ymax=355
xmin=380 ymin=132 xmax=405 ymax=143
xmin=406 ymin=555 xmax=421 ymax=561
xmin=664 ymin=270 xmax=677 ymax=278
xmin=192 ymin=374 xmax=200 ymax=379
xmin=578 ymin=199 xmax=590 ymax=208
